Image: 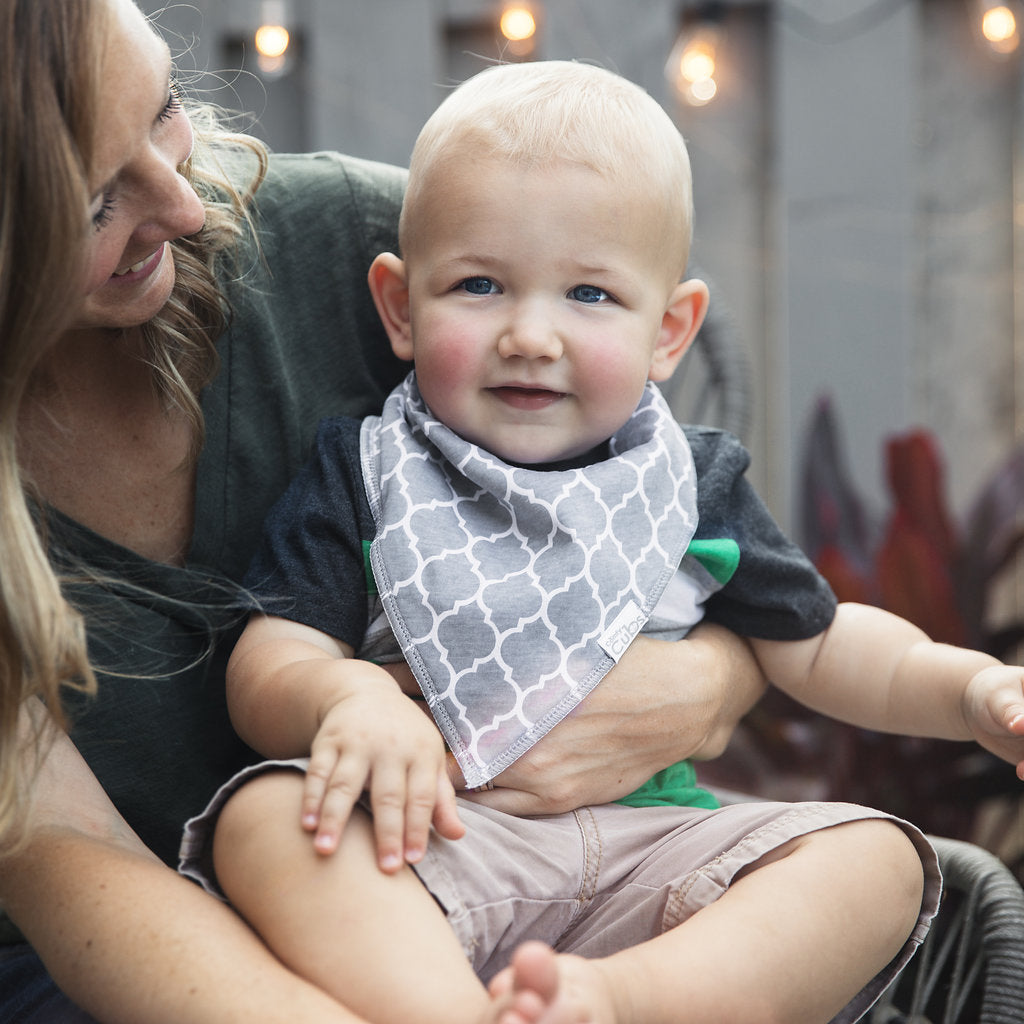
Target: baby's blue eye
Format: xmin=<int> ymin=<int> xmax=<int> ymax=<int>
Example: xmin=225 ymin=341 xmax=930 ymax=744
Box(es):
xmin=570 ymin=284 xmax=608 ymax=303
xmin=460 ymin=277 xmax=499 ymax=295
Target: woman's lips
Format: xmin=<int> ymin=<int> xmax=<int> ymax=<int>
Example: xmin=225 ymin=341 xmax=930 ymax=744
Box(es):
xmin=490 ymin=385 xmax=566 ymax=410
xmin=110 ymin=243 xmax=165 ymax=283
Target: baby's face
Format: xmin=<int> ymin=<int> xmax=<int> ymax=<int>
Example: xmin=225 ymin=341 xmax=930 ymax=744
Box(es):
xmin=401 ymin=155 xmax=683 ymax=465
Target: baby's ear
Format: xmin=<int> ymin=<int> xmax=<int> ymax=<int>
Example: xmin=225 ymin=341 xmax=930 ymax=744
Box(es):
xmin=648 ymin=279 xmax=710 ymax=383
xmin=368 ymin=252 xmax=413 ymax=361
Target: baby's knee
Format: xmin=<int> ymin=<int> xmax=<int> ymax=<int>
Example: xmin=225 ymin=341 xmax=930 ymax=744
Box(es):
xmin=211 ymin=772 xmax=299 ymax=891
xmin=848 ymin=818 xmax=923 ymax=889
xmin=215 ymin=770 xmax=305 ymax=850
xmin=213 ymin=771 xmax=376 ymax=882
xmin=826 ymin=818 xmax=926 ymax=936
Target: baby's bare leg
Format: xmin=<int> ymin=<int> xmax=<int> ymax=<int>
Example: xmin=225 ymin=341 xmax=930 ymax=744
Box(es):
xmin=500 ymin=818 xmax=925 ymax=1024
xmin=212 ymin=771 xmax=584 ymax=1024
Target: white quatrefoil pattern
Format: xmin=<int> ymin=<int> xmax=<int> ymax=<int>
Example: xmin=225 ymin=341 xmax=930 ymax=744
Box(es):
xmin=362 ymin=375 xmax=698 ymax=789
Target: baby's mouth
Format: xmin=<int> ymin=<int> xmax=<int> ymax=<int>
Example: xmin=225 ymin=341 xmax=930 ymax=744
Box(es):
xmin=490 ymin=385 xmax=566 ymax=409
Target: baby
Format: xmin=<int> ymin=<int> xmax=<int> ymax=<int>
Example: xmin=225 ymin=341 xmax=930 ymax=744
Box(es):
xmin=183 ymin=61 xmax=1024 ymax=1024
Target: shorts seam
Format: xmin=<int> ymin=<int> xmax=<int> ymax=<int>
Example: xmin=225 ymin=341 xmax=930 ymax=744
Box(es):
xmin=573 ymin=807 xmax=601 ymax=906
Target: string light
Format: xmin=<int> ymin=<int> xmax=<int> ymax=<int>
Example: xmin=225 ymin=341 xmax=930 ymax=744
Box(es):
xmin=978 ymin=1 xmax=1020 ymax=54
xmin=500 ymin=5 xmax=536 ymax=42
xmin=255 ymin=0 xmax=291 ymax=75
xmin=666 ymin=22 xmax=721 ymax=107
xmin=255 ymin=24 xmax=289 ymax=59
xmin=499 ymin=4 xmax=537 ymax=57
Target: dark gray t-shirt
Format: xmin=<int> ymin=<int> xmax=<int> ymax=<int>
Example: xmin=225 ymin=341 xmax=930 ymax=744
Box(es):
xmin=246 ymin=413 xmax=837 ymax=648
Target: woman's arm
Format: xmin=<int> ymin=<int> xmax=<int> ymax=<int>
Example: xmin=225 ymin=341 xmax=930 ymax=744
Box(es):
xmin=469 ymin=622 xmax=765 ymax=815
xmin=0 ymin=705 xmax=369 ymax=1024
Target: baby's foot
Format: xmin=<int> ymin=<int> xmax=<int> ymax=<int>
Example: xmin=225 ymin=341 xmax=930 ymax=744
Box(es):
xmin=486 ymin=942 xmax=618 ymax=1024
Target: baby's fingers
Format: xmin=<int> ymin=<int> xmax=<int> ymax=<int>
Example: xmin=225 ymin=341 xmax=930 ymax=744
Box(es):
xmin=432 ymin=770 xmax=466 ymax=842
xmin=304 ymin=748 xmax=366 ymax=856
xmin=301 ymin=752 xmax=331 ymax=832
xmin=401 ymin=757 xmax=456 ymax=862
xmin=1007 ymin=704 xmax=1024 ymax=781
xmin=369 ymin=756 xmax=452 ymax=871
xmin=368 ymin=760 xmax=412 ymax=872
xmin=990 ymin=673 xmax=1024 ymax=732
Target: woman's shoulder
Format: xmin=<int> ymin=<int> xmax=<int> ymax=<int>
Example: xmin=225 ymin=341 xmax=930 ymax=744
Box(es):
xmin=256 ymin=151 xmax=406 ymax=217
xmin=231 ymin=151 xmax=405 ymax=269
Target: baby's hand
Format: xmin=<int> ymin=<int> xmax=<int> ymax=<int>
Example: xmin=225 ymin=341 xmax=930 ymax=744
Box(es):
xmin=962 ymin=665 xmax=1024 ymax=780
xmin=303 ymin=669 xmax=465 ymax=871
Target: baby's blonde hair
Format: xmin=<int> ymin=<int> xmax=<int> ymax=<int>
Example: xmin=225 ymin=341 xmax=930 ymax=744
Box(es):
xmin=400 ymin=60 xmax=695 ymax=275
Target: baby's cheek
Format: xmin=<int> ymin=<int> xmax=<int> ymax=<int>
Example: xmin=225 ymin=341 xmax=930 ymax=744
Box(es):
xmin=414 ymin=338 xmax=480 ymax=423
xmin=418 ymin=327 xmax=481 ymax=386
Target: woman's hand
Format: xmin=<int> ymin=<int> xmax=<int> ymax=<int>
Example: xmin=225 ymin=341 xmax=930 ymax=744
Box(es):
xmin=456 ymin=623 xmax=765 ymax=815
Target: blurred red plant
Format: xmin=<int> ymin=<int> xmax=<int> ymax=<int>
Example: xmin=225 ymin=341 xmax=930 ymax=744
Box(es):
xmin=800 ymin=395 xmax=1024 ymax=657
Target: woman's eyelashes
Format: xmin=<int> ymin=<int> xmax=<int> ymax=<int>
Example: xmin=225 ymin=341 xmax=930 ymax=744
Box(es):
xmin=91 ymin=193 xmax=117 ymax=232
xmin=158 ymin=80 xmax=183 ymax=123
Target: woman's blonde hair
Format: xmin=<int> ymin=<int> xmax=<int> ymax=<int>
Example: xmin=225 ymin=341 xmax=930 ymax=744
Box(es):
xmin=139 ymin=95 xmax=267 ymax=459
xmin=0 ymin=0 xmax=266 ymax=840
xmin=0 ymin=0 xmax=104 ymax=840
xmin=401 ymin=60 xmax=695 ymax=275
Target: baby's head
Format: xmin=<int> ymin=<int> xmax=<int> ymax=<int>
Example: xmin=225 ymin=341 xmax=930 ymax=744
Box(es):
xmin=371 ymin=60 xmax=708 ymax=467
xmin=399 ymin=60 xmax=695 ymax=280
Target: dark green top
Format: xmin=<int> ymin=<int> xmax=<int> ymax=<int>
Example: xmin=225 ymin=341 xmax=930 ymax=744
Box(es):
xmin=51 ymin=151 xmax=410 ymax=867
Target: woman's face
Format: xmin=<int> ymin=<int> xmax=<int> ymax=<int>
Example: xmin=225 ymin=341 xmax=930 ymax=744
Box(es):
xmin=73 ymin=0 xmax=205 ymax=334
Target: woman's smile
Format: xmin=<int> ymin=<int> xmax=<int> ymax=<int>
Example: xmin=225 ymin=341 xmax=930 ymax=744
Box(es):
xmin=111 ymin=243 xmax=165 ymax=281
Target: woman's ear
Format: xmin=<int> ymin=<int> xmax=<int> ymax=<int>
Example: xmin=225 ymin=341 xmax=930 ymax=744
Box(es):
xmin=367 ymin=252 xmax=414 ymax=361
xmin=648 ymin=278 xmax=710 ymax=383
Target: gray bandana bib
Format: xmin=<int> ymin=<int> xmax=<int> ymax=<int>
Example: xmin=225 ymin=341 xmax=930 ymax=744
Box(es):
xmin=361 ymin=375 xmax=698 ymax=788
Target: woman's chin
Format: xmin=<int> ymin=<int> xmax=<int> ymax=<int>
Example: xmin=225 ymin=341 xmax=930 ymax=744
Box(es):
xmin=72 ymin=259 xmax=177 ymax=333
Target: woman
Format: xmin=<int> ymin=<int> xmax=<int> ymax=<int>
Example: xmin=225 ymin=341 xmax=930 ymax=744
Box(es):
xmin=0 ymin=0 xmax=764 ymax=1020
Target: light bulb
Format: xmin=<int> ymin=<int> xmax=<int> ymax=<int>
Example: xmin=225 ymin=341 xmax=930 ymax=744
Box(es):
xmin=500 ymin=6 xmax=536 ymax=43
xmin=688 ymin=77 xmax=718 ymax=105
xmin=255 ymin=23 xmax=289 ymax=58
xmin=666 ymin=23 xmax=721 ymax=107
xmin=980 ymin=3 xmax=1019 ymax=53
xmin=679 ymin=43 xmax=716 ymax=84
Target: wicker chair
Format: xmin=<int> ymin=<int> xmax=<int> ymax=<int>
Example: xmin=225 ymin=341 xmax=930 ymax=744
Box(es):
xmin=870 ymin=837 xmax=1024 ymax=1024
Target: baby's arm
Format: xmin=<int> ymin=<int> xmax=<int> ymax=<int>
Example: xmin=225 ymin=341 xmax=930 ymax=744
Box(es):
xmin=750 ymin=602 xmax=1024 ymax=778
xmin=226 ymin=613 xmax=464 ymax=871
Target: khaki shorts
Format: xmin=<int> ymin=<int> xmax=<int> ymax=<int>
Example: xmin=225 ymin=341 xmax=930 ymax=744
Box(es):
xmin=180 ymin=759 xmax=941 ymax=1024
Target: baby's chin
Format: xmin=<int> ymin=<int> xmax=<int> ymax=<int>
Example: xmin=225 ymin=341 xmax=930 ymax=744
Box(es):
xmin=499 ymin=443 xmax=610 ymax=472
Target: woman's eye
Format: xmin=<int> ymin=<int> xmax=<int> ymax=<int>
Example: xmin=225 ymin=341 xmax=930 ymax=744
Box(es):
xmin=158 ymin=80 xmax=183 ymax=123
xmin=91 ymin=193 xmax=117 ymax=232
xmin=570 ymin=284 xmax=609 ymax=304
xmin=459 ymin=277 xmax=499 ymax=295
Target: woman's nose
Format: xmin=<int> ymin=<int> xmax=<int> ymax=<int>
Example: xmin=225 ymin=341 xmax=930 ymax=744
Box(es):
xmin=134 ymin=151 xmax=206 ymax=242
xmin=157 ymin=165 xmax=206 ymax=239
